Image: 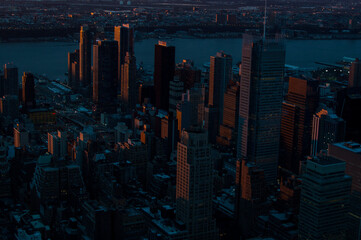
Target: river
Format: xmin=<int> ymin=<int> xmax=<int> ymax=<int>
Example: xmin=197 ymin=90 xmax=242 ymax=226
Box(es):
xmin=1 ymin=38 xmax=361 ymax=80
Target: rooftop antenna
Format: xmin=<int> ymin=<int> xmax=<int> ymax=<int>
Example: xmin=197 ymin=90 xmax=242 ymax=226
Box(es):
xmin=263 ymin=0 xmax=267 ymax=40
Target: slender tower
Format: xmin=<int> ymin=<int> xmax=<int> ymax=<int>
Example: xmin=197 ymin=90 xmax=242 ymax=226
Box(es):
xmin=237 ymin=35 xmax=285 ymax=184
xmin=114 ymin=24 xmax=135 ymax=93
xmin=93 ymin=40 xmax=118 ymax=114
xmin=154 ymin=41 xmax=175 ymax=111
xmin=79 ymin=25 xmax=92 ymax=88
xmin=263 ymin=0 xmax=267 ymax=40
xmin=121 ymin=53 xmax=137 ymax=112
xmin=22 ymin=72 xmax=36 ymax=109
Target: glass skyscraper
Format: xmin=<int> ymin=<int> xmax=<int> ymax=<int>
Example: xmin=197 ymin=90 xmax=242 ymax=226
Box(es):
xmin=237 ymin=34 xmax=285 ymax=184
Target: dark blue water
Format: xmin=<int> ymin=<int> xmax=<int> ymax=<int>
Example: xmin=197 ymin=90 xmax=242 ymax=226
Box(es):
xmin=1 ymin=38 xmax=361 ymax=80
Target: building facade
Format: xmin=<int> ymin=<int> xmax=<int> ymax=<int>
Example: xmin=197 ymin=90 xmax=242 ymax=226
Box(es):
xmin=176 ymin=129 xmax=217 ymax=240
xmin=298 ymin=156 xmax=351 ymax=240
xmin=93 ymin=40 xmax=118 ymax=114
xmin=154 ymin=41 xmax=175 ymax=111
xmin=237 ymin=35 xmax=285 ymax=184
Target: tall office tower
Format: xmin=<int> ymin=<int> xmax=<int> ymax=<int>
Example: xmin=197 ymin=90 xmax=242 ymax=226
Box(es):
xmin=160 ymin=112 xmax=178 ymax=156
xmin=22 ymin=72 xmax=35 ymax=109
xmin=208 ymin=52 xmax=232 ymax=140
xmin=328 ymin=142 xmax=361 ymax=192
xmin=3 ymin=64 xmax=18 ymax=96
xmin=138 ymin=82 xmax=154 ymax=105
xmin=0 ymin=73 xmax=3 ymax=97
xmin=298 ymin=155 xmax=351 ymax=240
xmin=0 ymin=70 xmax=4 ymax=97
xmin=114 ymin=24 xmax=134 ymax=64
xmin=48 ymin=130 xmax=68 ymax=160
xmin=14 ymin=126 xmax=29 ymax=148
xmin=175 ymin=60 xmax=201 ymax=91
xmin=217 ymin=82 xmax=239 ymax=147
xmin=0 ymin=139 xmax=11 ymax=198
xmin=176 ymin=129 xmax=217 ymax=240
xmin=93 ymin=40 xmax=118 ymax=114
xmin=348 ymin=58 xmax=361 ymax=88
xmin=114 ymin=25 xmax=134 ymax=90
xmin=328 ymin=142 xmax=361 ymax=239
xmin=336 ymin=88 xmax=361 ymax=143
xmin=280 ymin=77 xmax=319 ymax=174
xmin=169 ymin=76 xmax=184 ymax=115
xmin=177 ymin=85 xmax=205 ymax=134
xmin=235 ymin=159 xmax=267 ymax=237
xmin=79 ymin=25 xmax=92 ymax=88
xmin=204 ymin=106 xmax=218 ymax=143
xmin=154 ymin=41 xmax=175 ymax=111
xmin=121 ymin=53 xmax=137 ymax=112
xmin=310 ymin=108 xmax=345 ymax=156
xmin=237 ymin=35 xmax=285 ymax=184
xmin=71 ymin=61 xmax=80 ymax=90
xmin=68 ymin=49 xmax=79 ymax=88
xmin=0 ymin=95 xmax=19 ymax=118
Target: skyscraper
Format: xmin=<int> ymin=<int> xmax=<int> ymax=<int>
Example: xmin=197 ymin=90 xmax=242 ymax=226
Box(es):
xmin=71 ymin=61 xmax=80 ymax=90
xmin=336 ymin=87 xmax=361 ymax=143
xmin=68 ymin=49 xmax=79 ymax=89
xmin=169 ymin=76 xmax=184 ymax=115
xmin=154 ymin=41 xmax=175 ymax=111
xmin=114 ymin=24 xmax=134 ymax=91
xmin=14 ymin=126 xmax=29 ymax=148
xmin=93 ymin=40 xmax=118 ymax=114
xmin=3 ymin=64 xmax=18 ymax=96
xmin=22 ymin=72 xmax=35 ymax=109
xmin=114 ymin=24 xmax=134 ymax=65
xmin=217 ymin=82 xmax=240 ymax=147
xmin=79 ymin=25 xmax=92 ymax=88
xmin=0 ymin=95 xmax=19 ymax=118
xmin=121 ymin=53 xmax=137 ymax=112
xmin=0 ymin=138 xmax=11 ymax=198
xmin=175 ymin=60 xmax=201 ymax=91
xmin=280 ymin=76 xmax=319 ymax=174
xmin=298 ymin=155 xmax=351 ymax=240
xmin=176 ymin=129 xmax=217 ymax=240
xmin=235 ymin=159 xmax=267 ymax=237
xmin=48 ymin=130 xmax=68 ymax=160
xmin=310 ymin=108 xmax=345 ymax=156
xmin=237 ymin=35 xmax=285 ymax=183
xmin=328 ymin=142 xmax=361 ymax=239
xmin=328 ymin=142 xmax=361 ymax=192
xmin=348 ymin=58 xmax=361 ymax=89
xmin=0 ymin=73 xmax=4 ymax=97
xmin=177 ymin=85 xmax=205 ymax=134
xmin=208 ymin=52 xmax=232 ymax=139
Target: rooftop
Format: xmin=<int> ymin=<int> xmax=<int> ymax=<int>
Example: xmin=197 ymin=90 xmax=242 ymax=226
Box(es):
xmin=309 ymin=155 xmax=344 ymax=166
xmin=332 ymin=142 xmax=361 ymax=154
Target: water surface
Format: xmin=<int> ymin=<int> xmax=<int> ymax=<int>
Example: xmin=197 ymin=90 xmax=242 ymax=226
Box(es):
xmin=1 ymin=38 xmax=361 ymax=80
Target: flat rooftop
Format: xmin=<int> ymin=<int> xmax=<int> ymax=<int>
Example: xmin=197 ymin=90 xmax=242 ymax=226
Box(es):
xmin=332 ymin=142 xmax=361 ymax=154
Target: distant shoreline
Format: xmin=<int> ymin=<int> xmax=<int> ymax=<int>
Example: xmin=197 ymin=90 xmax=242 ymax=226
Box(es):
xmin=1 ymin=33 xmax=361 ymax=44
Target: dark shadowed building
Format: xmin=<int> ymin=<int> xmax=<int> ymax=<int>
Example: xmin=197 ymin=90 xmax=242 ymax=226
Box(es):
xmin=22 ymin=72 xmax=36 ymax=109
xmin=79 ymin=25 xmax=92 ymax=88
xmin=154 ymin=41 xmax=175 ymax=111
xmin=93 ymin=40 xmax=118 ymax=114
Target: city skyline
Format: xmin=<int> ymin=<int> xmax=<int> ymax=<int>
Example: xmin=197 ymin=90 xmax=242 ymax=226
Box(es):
xmin=0 ymin=2 xmax=361 ymax=240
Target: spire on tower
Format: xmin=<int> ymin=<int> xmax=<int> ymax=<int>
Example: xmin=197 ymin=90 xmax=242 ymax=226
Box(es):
xmin=263 ymin=0 xmax=267 ymax=40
